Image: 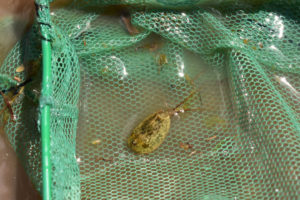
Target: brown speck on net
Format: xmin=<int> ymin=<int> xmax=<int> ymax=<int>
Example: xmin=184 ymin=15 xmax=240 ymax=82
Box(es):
xmin=189 ymin=151 xmax=197 ymax=156
xmin=243 ymin=39 xmax=249 ymax=45
xmin=206 ymin=135 xmax=217 ymax=141
xmin=14 ymin=76 xmax=21 ymax=82
xmin=121 ymin=13 xmax=139 ymax=35
xmin=180 ymin=142 xmax=193 ymax=150
xmin=96 ymin=157 xmax=113 ymax=163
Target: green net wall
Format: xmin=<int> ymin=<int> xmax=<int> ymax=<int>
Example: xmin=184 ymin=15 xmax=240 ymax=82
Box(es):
xmin=0 ymin=0 xmax=299 ymax=199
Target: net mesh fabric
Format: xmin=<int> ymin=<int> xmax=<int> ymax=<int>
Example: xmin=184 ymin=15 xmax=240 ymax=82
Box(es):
xmin=0 ymin=23 xmax=81 ymax=199
xmin=0 ymin=0 xmax=299 ymax=199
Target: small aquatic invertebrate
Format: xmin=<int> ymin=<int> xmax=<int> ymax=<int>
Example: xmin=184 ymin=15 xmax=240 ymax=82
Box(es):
xmin=128 ymin=91 xmax=203 ymax=154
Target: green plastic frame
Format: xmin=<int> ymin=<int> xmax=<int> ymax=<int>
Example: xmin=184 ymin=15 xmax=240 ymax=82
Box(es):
xmin=35 ymin=0 xmax=52 ymax=199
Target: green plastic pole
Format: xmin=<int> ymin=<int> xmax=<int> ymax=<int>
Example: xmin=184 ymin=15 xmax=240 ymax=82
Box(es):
xmin=41 ymin=34 xmax=52 ymax=200
xmin=36 ymin=0 xmax=52 ymax=199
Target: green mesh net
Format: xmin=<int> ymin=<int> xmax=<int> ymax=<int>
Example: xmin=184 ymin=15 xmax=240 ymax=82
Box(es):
xmin=0 ymin=0 xmax=299 ymax=199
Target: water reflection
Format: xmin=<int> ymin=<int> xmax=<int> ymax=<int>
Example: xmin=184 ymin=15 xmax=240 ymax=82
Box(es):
xmin=274 ymin=75 xmax=300 ymax=99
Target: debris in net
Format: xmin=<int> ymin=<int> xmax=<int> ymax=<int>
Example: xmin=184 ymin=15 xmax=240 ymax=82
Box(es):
xmin=157 ymin=53 xmax=168 ymax=73
xmin=147 ymin=43 xmax=160 ymax=52
xmin=206 ymin=135 xmax=217 ymax=141
xmin=0 ymin=91 xmax=15 ymax=123
xmin=91 ymin=139 xmax=101 ymax=145
xmin=189 ymin=150 xmax=197 ymax=156
xmin=135 ymin=35 xmax=163 ymax=52
xmin=243 ymin=39 xmax=249 ymax=45
xmin=136 ymin=42 xmax=161 ymax=52
xmin=16 ymin=65 xmax=25 ymax=73
xmin=96 ymin=157 xmax=113 ymax=162
xmin=180 ymin=142 xmax=193 ymax=150
xmin=121 ymin=12 xmax=139 ymax=35
xmin=0 ymin=79 xmax=31 ymax=124
xmin=14 ymin=76 xmax=21 ymax=82
xmin=157 ymin=54 xmax=168 ymax=66
xmin=83 ymin=39 xmax=86 ymax=46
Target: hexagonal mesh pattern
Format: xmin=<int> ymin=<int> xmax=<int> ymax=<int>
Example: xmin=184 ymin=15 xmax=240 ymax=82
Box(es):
xmin=0 ymin=23 xmax=81 ymax=199
xmin=1 ymin=1 xmax=300 ymax=199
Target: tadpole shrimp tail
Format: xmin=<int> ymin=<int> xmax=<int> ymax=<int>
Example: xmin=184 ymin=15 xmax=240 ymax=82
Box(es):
xmin=182 ymin=107 xmax=205 ymax=113
xmin=173 ymin=90 xmax=197 ymax=111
